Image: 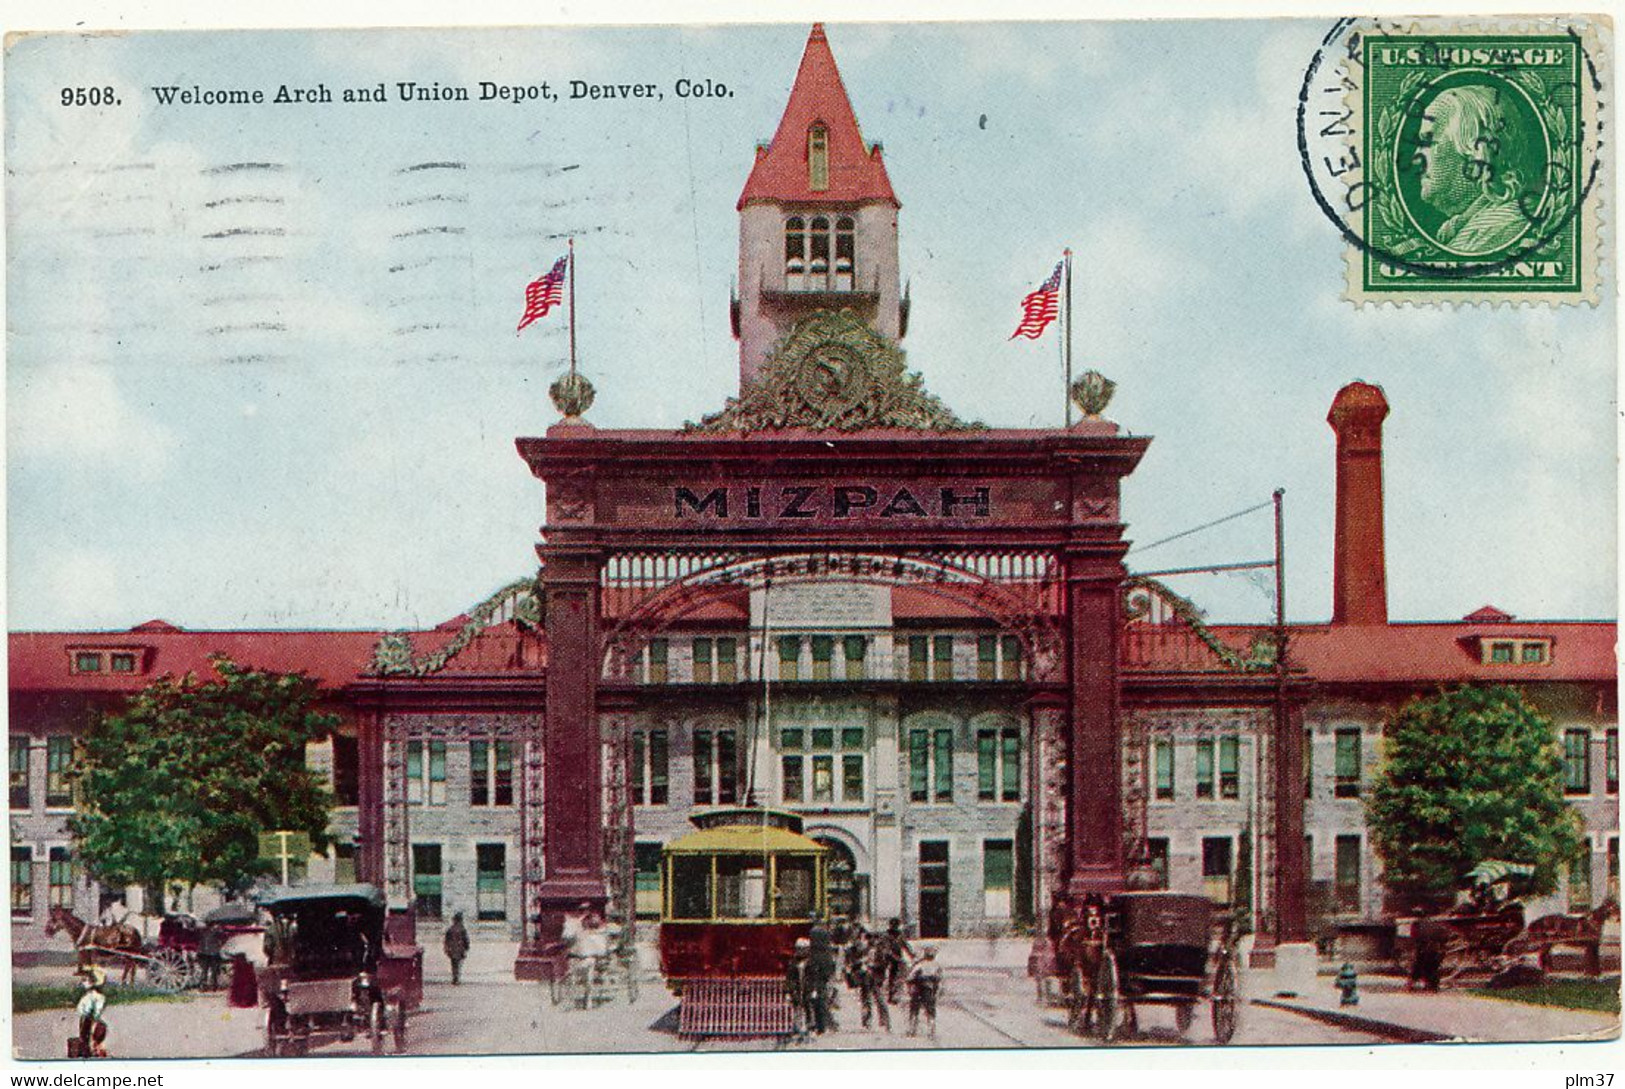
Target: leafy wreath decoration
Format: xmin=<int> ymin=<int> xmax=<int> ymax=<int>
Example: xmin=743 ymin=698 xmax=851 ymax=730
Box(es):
xmin=369 ymin=576 xmax=542 ymax=677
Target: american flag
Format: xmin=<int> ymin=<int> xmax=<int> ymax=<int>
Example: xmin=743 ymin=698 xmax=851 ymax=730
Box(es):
xmin=1009 ymin=260 xmax=1063 ymax=340
xmin=517 ymin=255 xmax=569 ymax=332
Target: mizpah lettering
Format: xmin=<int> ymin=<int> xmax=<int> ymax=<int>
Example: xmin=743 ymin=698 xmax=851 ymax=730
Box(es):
xmin=672 ymin=485 xmax=992 ymax=520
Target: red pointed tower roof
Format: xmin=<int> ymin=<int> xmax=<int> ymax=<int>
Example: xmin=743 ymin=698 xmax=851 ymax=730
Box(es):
xmin=738 ymin=24 xmax=898 ymax=209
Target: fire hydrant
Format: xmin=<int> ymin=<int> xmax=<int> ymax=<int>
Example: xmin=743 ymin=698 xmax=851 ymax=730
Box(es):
xmin=1336 ymin=963 xmax=1359 ymax=1006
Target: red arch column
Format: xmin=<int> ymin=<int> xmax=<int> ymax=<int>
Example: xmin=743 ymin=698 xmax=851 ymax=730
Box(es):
xmin=1063 ymin=554 xmax=1128 ymax=899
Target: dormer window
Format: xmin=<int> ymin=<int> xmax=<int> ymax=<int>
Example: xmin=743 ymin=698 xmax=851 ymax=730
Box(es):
xmin=808 ymin=123 xmax=829 ymax=191
xmin=73 ymin=653 xmax=102 ymax=674
xmin=110 ymin=653 xmax=136 ymax=674
xmin=1478 ymin=637 xmax=1552 ymax=666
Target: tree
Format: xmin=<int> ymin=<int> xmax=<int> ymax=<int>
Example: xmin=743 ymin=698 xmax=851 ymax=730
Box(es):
xmin=70 ymin=656 xmax=338 ymax=901
xmin=1367 ymin=685 xmax=1584 ymax=907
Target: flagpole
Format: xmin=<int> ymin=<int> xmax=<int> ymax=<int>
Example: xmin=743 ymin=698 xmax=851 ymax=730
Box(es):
xmin=1063 ymin=247 xmax=1073 ymax=428
xmin=567 ymin=237 xmax=578 ymax=376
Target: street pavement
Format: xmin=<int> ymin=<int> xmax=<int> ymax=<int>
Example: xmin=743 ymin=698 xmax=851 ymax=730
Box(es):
xmin=14 ymin=940 xmax=1616 ymax=1060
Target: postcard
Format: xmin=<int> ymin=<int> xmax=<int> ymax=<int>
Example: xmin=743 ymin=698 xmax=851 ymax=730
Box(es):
xmin=5 ymin=12 xmax=1617 ymax=1068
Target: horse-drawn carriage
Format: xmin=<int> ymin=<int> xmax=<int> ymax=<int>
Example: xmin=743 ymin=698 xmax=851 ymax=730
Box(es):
xmin=47 ymin=903 xmax=262 ymax=991
xmin=258 ymin=884 xmax=423 ymax=1057
xmin=1047 ymin=892 xmax=1239 ymax=1045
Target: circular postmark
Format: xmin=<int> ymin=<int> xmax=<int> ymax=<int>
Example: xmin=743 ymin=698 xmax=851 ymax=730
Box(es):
xmin=1296 ymin=16 xmax=1607 ymax=292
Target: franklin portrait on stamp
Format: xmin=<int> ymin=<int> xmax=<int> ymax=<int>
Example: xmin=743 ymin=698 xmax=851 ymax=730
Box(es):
xmin=1415 ymin=84 xmax=1536 ymax=256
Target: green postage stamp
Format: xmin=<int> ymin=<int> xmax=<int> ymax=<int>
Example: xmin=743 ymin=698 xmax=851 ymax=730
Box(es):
xmin=1306 ymin=17 xmax=1610 ymax=305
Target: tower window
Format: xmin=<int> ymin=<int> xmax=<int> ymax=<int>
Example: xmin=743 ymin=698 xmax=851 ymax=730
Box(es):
xmin=835 ymin=217 xmax=854 ymax=290
xmin=808 ymin=123 xmax=829 ymax=191
xmin=784 ymin=216 xmax=806 ymax=289
xmin=809 ymin=216 xmax=831 ymax=288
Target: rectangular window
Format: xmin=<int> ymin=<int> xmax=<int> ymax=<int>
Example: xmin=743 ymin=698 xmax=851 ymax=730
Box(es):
xmin=333 ymin=843 xmax=356 ymax=885
xmin=693 ymin=730 xmax=712 ymax=804
xmin=1335 ymin=835 xmax=1361 ymax=913
xmin=405 ymin=740 xmax=446 ymax=806
xmin=1001 ymin=635 xmax=1022 ymax=680
xmin=1610 ymin=837 xmax=1620 ymax=904
xmin=1304 ymin=727 xmax=1313 ymax=799
xmin=977 ymin=727 xmax=1021 ymax=802
xmin=978 ymin=636 xmax=997 ymax=681
xmin=11 ymin=847 xmax=31 ymax=917
xmin=109 ymin=653 xmax=136 ymax=674
xmin=332 ymin=734 xmax=359 ymax=806
xmin=983 ymin=840 xmax=1014 ymax=918
xmin=908 ymin=728 xmax=954 ymax=803
xmin=476 ymin=843 xmax=507 ymax=921
xmin=810 ymin=636 xmax=834 ymax=681
xmin=10 ymin=738 xmax=29 ymax=810
xmin=841 ymin=727 xmax=865 ymax=803
xmin=1568 ymin=844 xmax=1593 ymax=913
xmin=1565 ymin=729 xmax=1592 ymax=794
xmin=1147 ymin=838 xmax=1170 ymax=889
xmin=1195 ymin=740 xmax=1214 ymax=799
xmin=1304 ymin=835 xmax=1314 ymax=880
xmin=1154 ymin=740 xmax=1174 ymax=800
xmin=778 ymin=636 xmax=801 ymax=682
xmin=1489 ymin=641 xmax=1515 ymax=663
xmin=716 ymin=638 xmax=737 ymax=683
xmin=1219 ymin=735 xmax=1240 ymax=799
xmin=1201 ymin=837 xmax=1232 ymax=904
xmin=843 ymin=636 xmax=866 ymax=680
xmin=470 ymin=740 xmax=513 ymax=806
xmin=932 ymin=635 xmax=954 ymax=681
xmin=1334 ymin=729 xmax=1361 ymax=798
xmin=1521 ymin=642 xmax=1546 ymax=663
xmin=1607 ymin=730 xmax=1618 ymax=795
xmin=810 ymin=754 xmax=834 ymax=803
xmin=692 ymin=637 xmax=713 ymax=684
xmin=780 ymin=728 xmax=804 ymax=803
xmin=693 ymin=729 xmax=738 ymax=806
xmin=635 ymin=842 xmax=663 ymax=918
xmin=633 ymin=729 xmax=669 ymax=806
xmin=73 ymin=652 xmax=102 ymax=673
xmin=45 ymin=737 xmax=72 ymax=808
xmin=48 ymin=847 xmax=73 ymax=910
xmin=411 ymin=844 xmax=443 ymax=918
xmin=908 ymin=636 xmax=928 ymax=681
xmin=645 ymin=639 xmax=668 ymax=684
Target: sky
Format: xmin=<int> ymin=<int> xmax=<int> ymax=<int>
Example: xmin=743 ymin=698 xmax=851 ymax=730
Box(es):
xmin=5 ymin=15 xmax=1616 ymax=632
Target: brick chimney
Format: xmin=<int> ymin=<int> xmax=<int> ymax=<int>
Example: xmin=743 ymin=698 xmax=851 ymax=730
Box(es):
xmin=1327 ymin=381 xmax=1389 ymax=626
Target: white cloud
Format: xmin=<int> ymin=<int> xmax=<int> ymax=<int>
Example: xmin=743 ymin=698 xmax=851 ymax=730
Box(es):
xmin=40 ymin=549 xmax=124 ymax=625
xmin=9 ymin=364 xmax=177 ymax=479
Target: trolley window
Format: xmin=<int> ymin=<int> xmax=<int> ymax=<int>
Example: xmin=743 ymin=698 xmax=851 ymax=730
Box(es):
xmin=775 ymin=856 xmax=816 ymax=919
xmin=669 ymin=856 xmax=713 ymax=920
xmin=717 ymin=857 xmax=770 ymax=919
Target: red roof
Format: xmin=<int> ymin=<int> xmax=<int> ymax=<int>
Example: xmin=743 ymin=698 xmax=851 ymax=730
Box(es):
xmin=9 ymin=629 xmax=386 ymax=692
xmin=738 ymin=24 xmax=897 ymax=209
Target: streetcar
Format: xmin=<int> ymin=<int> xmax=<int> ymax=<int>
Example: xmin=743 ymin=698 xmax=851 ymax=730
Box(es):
xmin=658 ymin=807 xmax=828 ymax=1037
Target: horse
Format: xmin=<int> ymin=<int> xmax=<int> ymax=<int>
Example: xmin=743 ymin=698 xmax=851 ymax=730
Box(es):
xmin=45 ymin=906 xmax=143 ymax=985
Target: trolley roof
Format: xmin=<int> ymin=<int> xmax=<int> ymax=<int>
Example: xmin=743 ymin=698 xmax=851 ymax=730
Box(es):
xmin=664 ymin=823 xmax=828 ymax=856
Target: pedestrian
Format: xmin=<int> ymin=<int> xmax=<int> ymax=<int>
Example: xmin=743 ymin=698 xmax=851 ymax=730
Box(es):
xmin=785 ymin=937 xmax=814 ymax=1041
xmin=877 ymin=917 xmax=913 ymax=1004
xmin=73 ymin=966 xmax=109 ymax=1058
xmin=905 ymin=946 xmax=943 ymax=1038
xmin=1409 ymin=913 xmax=1446 ymax=993
xmin=197 ymin=921 xmax=224 ymax=991
xmin=807 ymin=918 xmax=837 ymax=1033
xmin=855 ymin=932 xmax=892 ymax=1032
xmin=443 ymin=911 xmax=471 ymax=985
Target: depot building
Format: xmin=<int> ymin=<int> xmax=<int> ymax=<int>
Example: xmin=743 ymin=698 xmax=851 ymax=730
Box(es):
xmin=10 ymin=26 xmax=1616 ymax=968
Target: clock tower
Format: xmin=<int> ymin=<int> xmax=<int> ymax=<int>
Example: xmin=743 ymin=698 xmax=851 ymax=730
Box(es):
xmin=732 ymin=24 xmax=906 ymax=392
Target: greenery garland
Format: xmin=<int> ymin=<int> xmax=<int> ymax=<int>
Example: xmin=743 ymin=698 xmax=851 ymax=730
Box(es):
xmin=369 ymin=576 xmax=541 ymax=677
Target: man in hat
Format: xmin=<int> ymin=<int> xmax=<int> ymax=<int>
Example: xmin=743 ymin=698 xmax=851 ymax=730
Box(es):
xmin=443 ymin=912 xmax=471 ymax=985
xmin=74 ymin=965 xmax=108 ymax=1058
xmin=905 ymin=946 xmax=943 ymax=1038
xmin=876 ymin=917 xmax=912 ymax=1004
xmin=784 ymin=937 xmax=814 ymax=1040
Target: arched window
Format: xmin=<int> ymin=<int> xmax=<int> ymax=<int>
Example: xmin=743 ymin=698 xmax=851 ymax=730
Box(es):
xmin=784 ymin=216 xmax=806 ymax=290
xmin=808 ymin=216 xmax=831 ymax=290
xmin=808 ymin=123 xmax=829 ymax=191
xmin=834 ymin=217 xmax=855 ymax=291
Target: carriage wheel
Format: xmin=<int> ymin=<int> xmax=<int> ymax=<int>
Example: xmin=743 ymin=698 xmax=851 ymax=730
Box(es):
xmin=147 ymin=948 xmax=188 ymax=992
xmin=1065 ymin=965 xmax=1088 ymax=1034
xmin=369 ymin=999 xmax=385 ymax=1055
xmin=1211 ymin=959 xmax=1238 ymax=1045
xmin=1084 ymin=951 xmax=1120 ymax=1043
xmin=392 ymin=1001 xmax=409 ymax=1053
xmin=1175 ymin=1002 xmax=1195 ymax=1035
